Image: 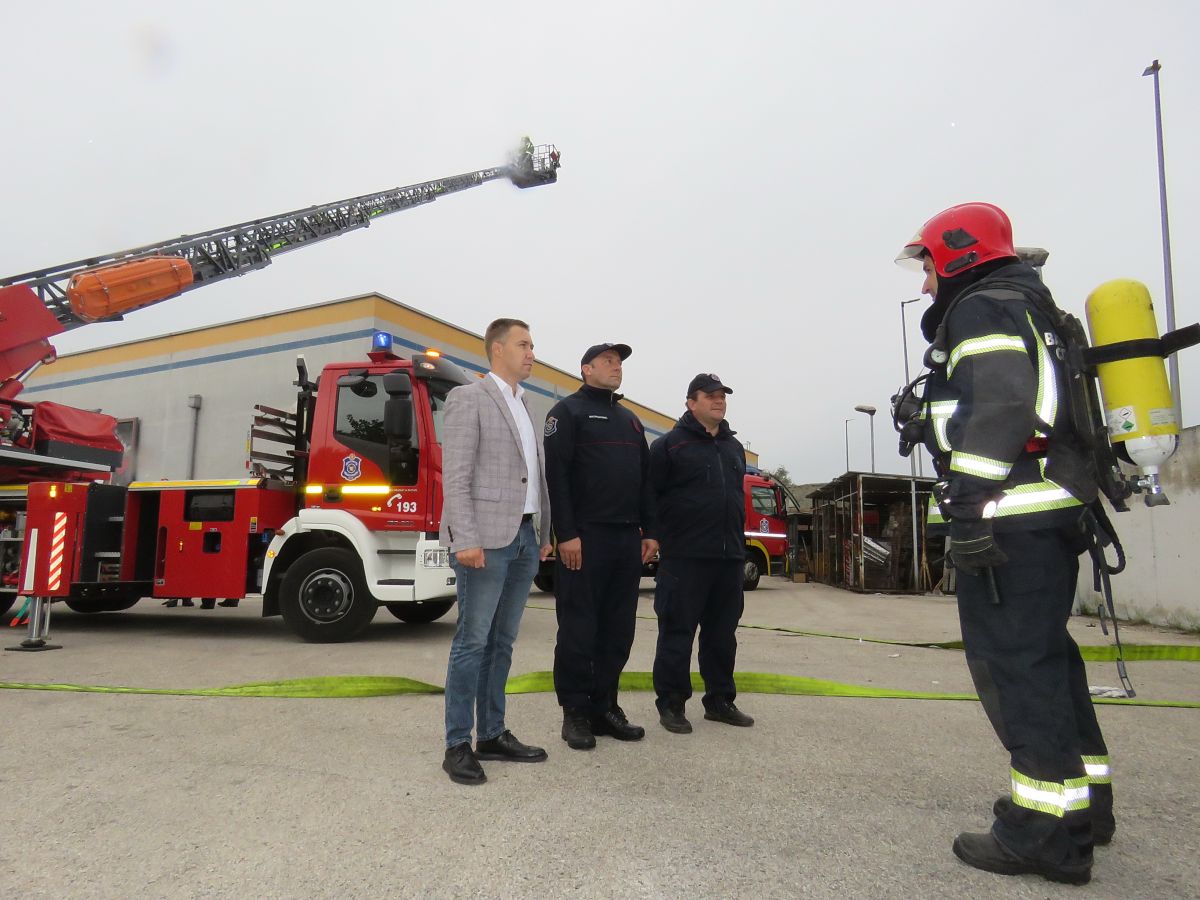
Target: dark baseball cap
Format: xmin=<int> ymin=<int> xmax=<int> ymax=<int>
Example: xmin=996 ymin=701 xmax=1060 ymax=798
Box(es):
xmin=688 ymin=372 xmax=733 ymax=395
xmin=581 ymin=342 xmax=632 ymax=366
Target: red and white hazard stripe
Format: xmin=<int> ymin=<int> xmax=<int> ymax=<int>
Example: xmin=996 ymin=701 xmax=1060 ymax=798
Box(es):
xmin=47 ymin=512 xmax=67 ymax=592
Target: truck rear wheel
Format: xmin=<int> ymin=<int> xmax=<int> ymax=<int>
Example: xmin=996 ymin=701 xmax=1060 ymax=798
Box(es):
xmin=280 ymin=548 xmax=377 ymax=643
xmin=385 ymin=599 xmax=455 ymax=624
xmin=65 ymin=597 xmax=140 ymax=613
xmin=533 ymin=563 xmax=554 ymax=593
xmin=0 ymin=596 xmax=16 ymax=617
xmin=743 ymin=550 xmax=765 ymax=592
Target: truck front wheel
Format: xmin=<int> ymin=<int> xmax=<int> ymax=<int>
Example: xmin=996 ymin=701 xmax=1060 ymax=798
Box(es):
xmin=280 ymin=548 xmax=377 ymax=642
xmin=385 ymin=599 xmax=455 ymax=624
xmin=743 ymin=550 xmax=766 ymax=592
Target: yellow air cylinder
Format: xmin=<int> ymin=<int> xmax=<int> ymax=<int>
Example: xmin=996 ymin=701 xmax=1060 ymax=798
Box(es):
xmin=1085 ymin=279 xmax=1177 ymax=471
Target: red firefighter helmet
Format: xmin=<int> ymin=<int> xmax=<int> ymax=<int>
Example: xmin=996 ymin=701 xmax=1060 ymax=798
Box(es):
xmin=895 ymin=202 xmax=1016 ymax=277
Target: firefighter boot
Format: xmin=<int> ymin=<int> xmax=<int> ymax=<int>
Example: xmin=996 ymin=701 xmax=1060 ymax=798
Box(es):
xmin=994 ymin=791 xmax=1114 ymax=847
xmin=952 ymin=831 xmax=1092 ymax=885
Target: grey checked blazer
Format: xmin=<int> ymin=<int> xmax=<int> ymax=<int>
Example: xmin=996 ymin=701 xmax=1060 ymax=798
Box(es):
xmin=439 ymin=375 xmax=551 ymax=552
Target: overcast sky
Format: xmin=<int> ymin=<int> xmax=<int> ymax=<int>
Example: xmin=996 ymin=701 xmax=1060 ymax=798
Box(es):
xmin=4 ymin=2 xmax=1197 ymax=484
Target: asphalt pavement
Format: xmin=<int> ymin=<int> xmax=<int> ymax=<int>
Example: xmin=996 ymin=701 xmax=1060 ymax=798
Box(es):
xmin=2 ymin=578 xmax=1198 ymax=899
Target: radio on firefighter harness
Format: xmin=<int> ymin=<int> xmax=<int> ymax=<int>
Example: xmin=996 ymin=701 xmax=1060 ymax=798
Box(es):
xmin=1 ymin=138 xmax=562 ymax=649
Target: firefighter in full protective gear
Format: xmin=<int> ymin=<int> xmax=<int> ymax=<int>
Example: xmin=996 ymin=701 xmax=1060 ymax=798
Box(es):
xmin=894 ymin=202 xmax=1112 ymax=886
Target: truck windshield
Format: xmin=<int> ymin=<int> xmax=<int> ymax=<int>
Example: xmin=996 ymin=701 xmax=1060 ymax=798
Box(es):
xmin=426 ymin=378 xmax=460 ymax=443
xmin=751 ymin=485 xmax=779 ymax=516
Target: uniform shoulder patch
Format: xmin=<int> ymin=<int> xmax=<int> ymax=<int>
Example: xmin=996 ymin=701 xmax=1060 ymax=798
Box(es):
xmin=544 ymin=416 xmax=558 ymax=437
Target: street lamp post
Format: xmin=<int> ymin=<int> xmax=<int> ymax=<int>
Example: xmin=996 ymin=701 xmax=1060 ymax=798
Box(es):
xmin=899 ymin=297 xmax=924 ymax=591
xmin=1143 ymin=59 xmax=1181 ymax=425
xmin=900 ymin=298 xmax=925 ymax=476
xmin=854 ymin=405 xmax=876 ymax=473
xmin=843 ymin=418 xmax=852 ymax=472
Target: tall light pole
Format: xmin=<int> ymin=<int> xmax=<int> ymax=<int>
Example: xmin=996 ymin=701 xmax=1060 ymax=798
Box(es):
xmin=899 ymin=297 xmax=924 ymax=591
xmin=843 ymin=418 xmax=852 ymax=472
xmin=1143 ymin=59 xmax=1181 ymax=425
xmin=854 ymin=405 xmax=876 ymax=473
xmin=900 ymin=297 xmax=925 ymax=476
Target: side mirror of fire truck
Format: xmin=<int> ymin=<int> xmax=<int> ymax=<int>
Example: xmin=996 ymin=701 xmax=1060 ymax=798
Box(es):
xmin=383 ymin=373 xmax=414 ymax=443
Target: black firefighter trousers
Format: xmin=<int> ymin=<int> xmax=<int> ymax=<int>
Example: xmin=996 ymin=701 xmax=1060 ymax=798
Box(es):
xmin=652 ymin=557 xmax=744 ymax=711
xmin=553 ymin=524 xmax=643 ymax=714
xmin=956 ymin=524 xmax=1110 ymax=864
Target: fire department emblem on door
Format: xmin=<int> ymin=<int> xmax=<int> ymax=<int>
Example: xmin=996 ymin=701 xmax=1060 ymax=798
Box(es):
xmin=341 ymin=453 xmax=363 ymax=481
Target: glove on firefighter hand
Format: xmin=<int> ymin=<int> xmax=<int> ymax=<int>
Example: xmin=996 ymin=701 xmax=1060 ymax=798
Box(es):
xmin=948 ymin=518 xmax=1008 ymax=576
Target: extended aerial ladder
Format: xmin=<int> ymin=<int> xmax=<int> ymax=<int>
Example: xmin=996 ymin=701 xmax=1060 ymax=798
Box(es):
xmin=0 ymin=138 xmax=561 ymax=399
xmin=0 ymin=139 xmax=559 ymax=482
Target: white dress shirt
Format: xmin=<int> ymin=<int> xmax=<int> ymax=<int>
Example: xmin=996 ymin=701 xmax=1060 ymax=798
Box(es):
xmin=488 ymin=372 xmax=540 ymax=515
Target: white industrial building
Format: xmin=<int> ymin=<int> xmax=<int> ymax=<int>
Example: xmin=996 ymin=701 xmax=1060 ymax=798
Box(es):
xmin=23 ymin=292 xmax=758 ymax=485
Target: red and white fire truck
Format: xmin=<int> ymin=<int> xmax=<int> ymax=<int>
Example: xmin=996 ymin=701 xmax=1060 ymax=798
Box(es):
xmin=1 ymin=140 xmax=560 ymax=643
xmin=742 ymin=468 xmax=795 ymax=590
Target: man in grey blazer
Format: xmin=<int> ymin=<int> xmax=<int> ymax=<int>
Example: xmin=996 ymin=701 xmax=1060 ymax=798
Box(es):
xmin=440 ymin=317 xmax=553 ymax=786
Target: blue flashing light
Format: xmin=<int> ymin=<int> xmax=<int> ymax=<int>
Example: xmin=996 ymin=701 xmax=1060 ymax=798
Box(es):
xmin=372 ymin=331 xmax=393 ymax=352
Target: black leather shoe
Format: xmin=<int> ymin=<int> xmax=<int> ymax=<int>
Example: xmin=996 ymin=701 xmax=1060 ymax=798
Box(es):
xmin=561 ymin=709 xmax=596 ymax=750
xmin=658 ymin=703 xmax=692 ymax=734
xmin=442 ymin=742 xmax=486 ymax=785
xmin=704 ymin=700 xmax=754 ymax=727
xmin=475 ymin=730 xmax=548 ymax=762
xmin=952 ymin=831 xmax=1091 ymax=885
xmin=591 ymin=706 xmax=645 ymax=741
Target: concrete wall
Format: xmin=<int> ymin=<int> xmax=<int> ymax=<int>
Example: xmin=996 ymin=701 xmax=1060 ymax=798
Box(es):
xmin=1077 ymin=424 xmax=1200 ymax=630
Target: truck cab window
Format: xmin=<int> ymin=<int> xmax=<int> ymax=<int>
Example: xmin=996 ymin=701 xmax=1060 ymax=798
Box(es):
xmin=335 ymin=376 xmax=419 ymax=485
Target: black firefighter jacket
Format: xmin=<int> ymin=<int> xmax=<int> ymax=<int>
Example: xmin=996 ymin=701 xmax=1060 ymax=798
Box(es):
xmin=921 ymin=261 xmax=1096 ymax=532
xmin=649 ymin=410 xmax=746 ymax=559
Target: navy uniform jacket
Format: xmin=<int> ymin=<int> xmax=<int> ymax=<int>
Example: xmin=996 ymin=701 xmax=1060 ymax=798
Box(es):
xmin=649 ymin=410 xmax=746 ymax=560
xmin=542 ymin=384 xmax=656 ymax=544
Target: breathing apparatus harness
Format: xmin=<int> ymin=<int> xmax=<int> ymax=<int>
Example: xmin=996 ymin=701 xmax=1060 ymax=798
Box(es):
xmin=890 ymin=280 xmax=1140 ymax=694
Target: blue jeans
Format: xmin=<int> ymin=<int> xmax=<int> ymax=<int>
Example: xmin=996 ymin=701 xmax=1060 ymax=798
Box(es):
xmin=444 ymin=520 xmax=541 ymax=748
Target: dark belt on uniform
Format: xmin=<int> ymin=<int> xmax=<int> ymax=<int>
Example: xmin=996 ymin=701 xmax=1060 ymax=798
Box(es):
xmin=521 ymin=513 xmax=534 ymax=523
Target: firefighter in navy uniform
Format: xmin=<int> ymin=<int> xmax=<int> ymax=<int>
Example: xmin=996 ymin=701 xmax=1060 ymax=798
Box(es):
xmin=895 ymin=202 xmax=1113 ymax=886
xmin=543 ymin=342 xmax=659 ymax=750
xmin=649 ymin=373 xmax=754 ymax=734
